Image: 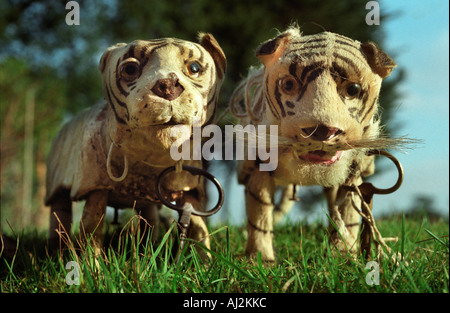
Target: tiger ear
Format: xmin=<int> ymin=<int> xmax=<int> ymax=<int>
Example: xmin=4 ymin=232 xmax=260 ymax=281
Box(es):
xmin=361 ymin=42 xmax=396 ymax=78
xmin=99 ymin=43 xmax=127 ymax=73
xmin=198 ymin=33 xmax=226 ymax=80
xmin=256 ymin=29 xmax=298 ymax=68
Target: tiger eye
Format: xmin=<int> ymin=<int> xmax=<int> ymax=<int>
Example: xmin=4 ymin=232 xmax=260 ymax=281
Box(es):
xmin=280 ymin=76 xmax=298 ymax=93
xmin=344 ymin=83 xmax=362 ymax=99
xmin=187 ymin=61 xmax=201 ymax=75
xmin=120 ymin=61 xmax=140 ymax=81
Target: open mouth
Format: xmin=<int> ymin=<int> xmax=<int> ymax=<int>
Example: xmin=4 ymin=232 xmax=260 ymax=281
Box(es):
xmin=299 ymin=150 xmax=342 ymax=165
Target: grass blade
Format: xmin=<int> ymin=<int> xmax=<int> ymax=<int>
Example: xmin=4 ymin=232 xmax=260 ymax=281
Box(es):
xmin=424 ymin=229 xmax=448 ymax=248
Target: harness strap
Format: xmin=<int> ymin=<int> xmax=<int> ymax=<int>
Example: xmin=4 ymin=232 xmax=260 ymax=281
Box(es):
xmin=247 ymin=219 xmax=274 ymax=234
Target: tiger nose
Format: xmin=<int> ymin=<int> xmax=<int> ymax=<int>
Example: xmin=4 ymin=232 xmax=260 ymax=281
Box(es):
xmin=302 ymin=125 xmax=343 ymax=141
xmin=151 ymin=73 xmax=184 ymax=101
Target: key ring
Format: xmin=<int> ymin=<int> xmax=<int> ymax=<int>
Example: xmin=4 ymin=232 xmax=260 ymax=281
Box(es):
xmin=340 ymin=149 xmax=404 ymax=258
xmin=155 ymin=165 xmax=224 ymax=216
xmin=365 ymin=149 xmax=404 ymax=195
xmin=341 ymin=149 xmax=404 ymax=197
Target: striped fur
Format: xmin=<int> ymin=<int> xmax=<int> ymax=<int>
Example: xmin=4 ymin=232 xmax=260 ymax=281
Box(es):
xmin=229 ymin=27 xmax=396 ymax=260
xmin=46 ymin=34 xmax=226 ymax=257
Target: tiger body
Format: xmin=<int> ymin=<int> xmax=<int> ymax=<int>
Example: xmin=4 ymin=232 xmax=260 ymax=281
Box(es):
xmin=46 ymin=34 xmax=226 ymax=253
xmin=229 ymin=27 xmax=396 ymax=261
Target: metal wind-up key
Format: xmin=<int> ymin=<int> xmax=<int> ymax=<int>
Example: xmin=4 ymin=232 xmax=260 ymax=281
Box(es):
xmin=156 ymin=165 xmax=224 ymax=265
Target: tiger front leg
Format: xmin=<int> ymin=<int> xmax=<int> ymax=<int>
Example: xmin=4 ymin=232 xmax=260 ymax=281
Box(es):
xmin=49 ymin=190 xmax=73 ymax=252
xmin=325 ymin=184 xmax=361 ymax=256
xmin=80 ymin=189 xmax=108 ymax=255
xmin=245 ymin=170 xmax=276 ymax=262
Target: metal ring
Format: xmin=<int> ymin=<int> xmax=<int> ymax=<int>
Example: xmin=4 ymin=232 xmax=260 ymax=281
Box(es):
xmin=155 ymin=165 xmax=224 ymax=217
xmin=367 ymin=149 xmax=404 ymax=195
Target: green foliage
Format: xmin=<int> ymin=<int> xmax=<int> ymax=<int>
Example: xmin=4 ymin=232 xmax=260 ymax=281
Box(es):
xmin=0 ymin=0 xmax=406 ymax=231
xmin=1 ymin=0 xmax=397 ymax=113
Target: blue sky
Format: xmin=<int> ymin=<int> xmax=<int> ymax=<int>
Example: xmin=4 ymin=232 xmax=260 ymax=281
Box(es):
xmin=368 ymin=0 xmax=449 ymax=216
xmin=209 ymin=0 xmax=449 ymax=225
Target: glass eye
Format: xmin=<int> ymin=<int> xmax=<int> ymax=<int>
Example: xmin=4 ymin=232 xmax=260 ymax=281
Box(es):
xmin=280 ymin=76 xmax=298 ymax=93
xmin=344 ymin=83 xmax=362 ymax=99
xmin=187 ymin=61 xmax=201 ymax=76
xmin=120 ymin=60 xmax=140 ymax=81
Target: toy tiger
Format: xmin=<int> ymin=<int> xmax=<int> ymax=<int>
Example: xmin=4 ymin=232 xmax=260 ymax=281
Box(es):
xmin=45 ymin=34 xmax=226 ymax=255
xmin=229 ymin=26 xmax=398 ymax=261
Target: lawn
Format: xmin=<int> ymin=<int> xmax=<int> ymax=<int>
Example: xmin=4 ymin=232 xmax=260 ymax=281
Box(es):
xmin=1 ymin=213 xmax=448 ymax=294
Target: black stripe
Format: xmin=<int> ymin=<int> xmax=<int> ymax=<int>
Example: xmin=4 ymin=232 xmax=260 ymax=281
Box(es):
xmin=297 ymin=85 xmax=307 ymax=102
xmin=333 ymin=53 xmax=361 ymax=77
xmin=140 ymin=44 xmax=148 ymax=58
xmin=108 ymin=71 xmax=130 ymax=120
xmin=151 ymin=43 xmax=169 ymax=54
xmin=149 ymin=38 xmax=168 ymax=44
xmin=334 ymin=33 xmax=357 ymax=44
xmin=360 ymin=96 xmax=377 ymax=123
xmin=248 ymin=219 xmax=273 ymax=234
xmin=105 ymin=84 xmax=127 ymax=125
xmin=245 ymin=188 xmax=273 ymax=206
xmin=306 ymin=67 xmax=325 ymax=84
xmin=299 ymin=62 xmax=324 ymax=82
xmin=138 ymin=44 xmax=151 ymax=73
xmin=111 ymin=87 xmax=128 ymax=109
xmin=172 ymin=42 xmax=185 ymax=55
xmin=192 ymin=81 xmax=203 ymax=88
xmin=265 ymin=93 xmax=280 ymax=120
xmin=289 ymin=60 xmax=298 ymax=77
xmin=297 ymin=66 xmax=325 ymax=101
xmin=347 ymin=107 xmax=359 ymax=120
xmin=335 ymin=39 xmax=359 ymax=49
xmin=291 ymin=44 xmax=328 ymax=54
xmin=291 ymin=37 xmax=327 ymax=46
xmin=335 ymin=46 xmax=367 ymax=66
xmin=139 ymin=53 xmax=151 ymax=72
xmin=286 ymin=101 xmax=295 ymax=109
xmin=124 ymin=44 xmax=136 ymax=59
xmin=192 ymin=44 xmax=205 ymax=63
xmin=331 ymin=61 xmax=349 ymax=81
xmin=293 ymin=51 xmax=326 ymax=60
xmin=274 ymin=85 xmax=286 ymax=118
xmin=357 ymin=91 xmax=370 ymax=117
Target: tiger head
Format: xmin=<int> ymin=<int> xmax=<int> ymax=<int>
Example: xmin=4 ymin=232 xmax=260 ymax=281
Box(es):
xmin=232 ymin=27 xmax=397 ymax=186
xmin=99 ymin=33 xmax=226 ymax=165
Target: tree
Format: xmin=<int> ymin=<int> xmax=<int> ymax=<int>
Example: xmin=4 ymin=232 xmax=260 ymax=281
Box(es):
xmin=0 ymin=0 xmax=405 ymax=230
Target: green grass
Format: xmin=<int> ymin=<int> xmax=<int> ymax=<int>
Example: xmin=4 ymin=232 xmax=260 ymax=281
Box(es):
xmin=1 ymin=214 xmax=448 ymax=293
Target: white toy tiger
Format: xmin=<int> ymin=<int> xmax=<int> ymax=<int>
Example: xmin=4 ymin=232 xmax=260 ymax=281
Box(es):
xmin=45 ymin=34 xmax=226 ymax=254
xmin=229 ymin=26 xmax=398 ymax=261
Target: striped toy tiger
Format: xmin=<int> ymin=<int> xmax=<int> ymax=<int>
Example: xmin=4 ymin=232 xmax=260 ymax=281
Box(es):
xmin=229 ymin=26 xmax=397 ymax=261
xmin=46 ymin=34 xmax=226 ymax=255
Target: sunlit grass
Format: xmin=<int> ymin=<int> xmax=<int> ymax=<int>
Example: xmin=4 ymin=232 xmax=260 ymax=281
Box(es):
xmin=1 ymin=214 xmax=448 ymax=293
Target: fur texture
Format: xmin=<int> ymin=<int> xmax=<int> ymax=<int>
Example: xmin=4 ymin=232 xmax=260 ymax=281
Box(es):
xmin=229 ymin=27 xmax=396 ymax=260
xmin=46 ymin=34 xmax=226 ymax=254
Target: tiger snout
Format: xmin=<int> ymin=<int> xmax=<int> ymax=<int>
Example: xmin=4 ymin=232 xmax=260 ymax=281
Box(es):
xmin=151 ymin=72 xmax=184 ymax=101
xmin=301 ymin=125 xmax=343 ymax=142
